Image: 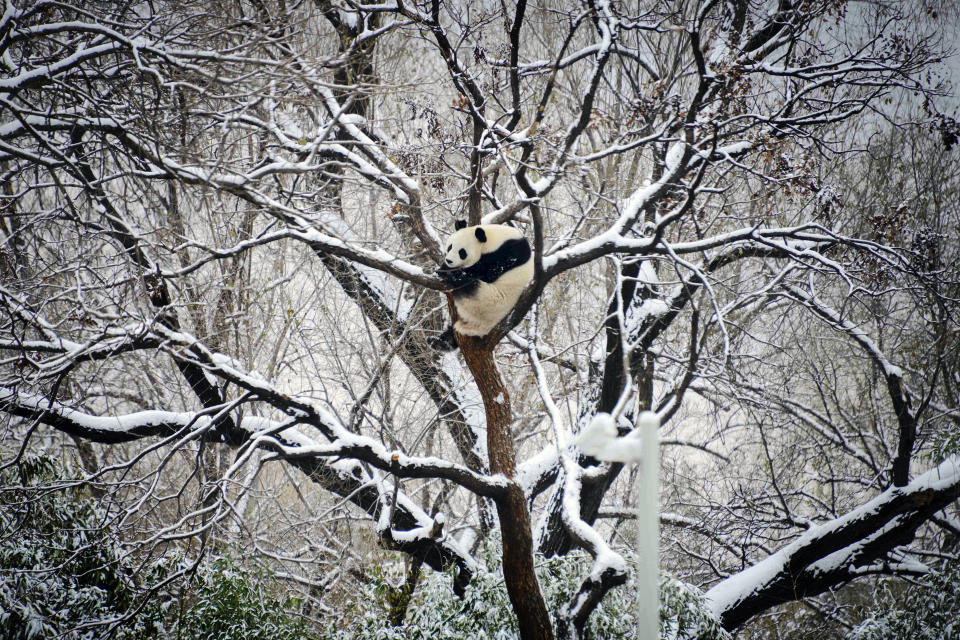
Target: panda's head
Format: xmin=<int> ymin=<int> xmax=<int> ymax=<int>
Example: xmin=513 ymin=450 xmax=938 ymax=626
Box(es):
xmin=443 ymin=220 xmax=487 ymax=269
xmin=442 ymin=221 xmax=523 ymax=269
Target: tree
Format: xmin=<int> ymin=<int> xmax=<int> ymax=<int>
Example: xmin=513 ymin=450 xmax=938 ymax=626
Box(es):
xmin=1 ymin=1 xmax=958 ymax=639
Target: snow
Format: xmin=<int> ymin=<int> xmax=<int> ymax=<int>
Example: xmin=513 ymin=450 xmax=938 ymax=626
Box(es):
xmin=441 ymin=351 xmax=487 ymax=461
xmin=782 ymin=282 xmax=905 ymax=381
xmin=542 ymin=136 xmax=728 ymax=270
xmin=665 ymin=142 xmax=686 ymax=172
xmin=265 ymin=423 xmax=507 ymax=494
xmin=515 ymin=445 xmax=559 ymax=494
xmin=884 ymin=364 xmax=904 ymax=378
xmin=807 ymin=518 xmax=905 ymax=576
xmin=351 ymin=258 xmax=414 ymax=322
xmin=695 ymin=140 xmax=752 ymax=162
xmin=574 ymin=413 xmax=645 ymax=463
xmin=528 ymin=176 xmax=552 ymax=193
xmin=287 ymin=226 xmax=435 ymax=315
xmin=549 ymin=449 xmax=632 ymax=627
xmin=637 ymin=258 xmax=659 ymax=287
xmin=558 ymin=453 xmax=627 ymax=576
xmin=243 ymin=418 xmax=479 ymax=573
xmin=638 ymin=299 xmax=670 ymax=317
xmin=626 ymin=299 xmax=670 ymax=339
xmin=575 ymin=413 xmax=617 ymax=456
xmin=704 ymin=455 xmax=960 ymax=619
xmin=0 ymin=114 xmax=114 ymax=138
xmin=211 ymin=352 xmax=243 ymax=369
xmin=338 ymin=9 xmax=358 ymax=30
xmin=316 ymin=84 xmax=422 ymax=197
xmin=594 ymin=0 xmax=616 ymax=59
xmin=707 ymin=39 xmax=732 ymax=66
xmin=0 ymin=41 xmax=122 ymax=90
xmin=542 ymin=227 xmax=627 ymax=272
xmin=1 ymin=387 xmax=211 ymax=434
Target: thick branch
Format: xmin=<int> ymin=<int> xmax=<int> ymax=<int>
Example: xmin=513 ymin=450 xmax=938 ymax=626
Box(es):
xmin=706 ymin=456 xmax=960 ymax=630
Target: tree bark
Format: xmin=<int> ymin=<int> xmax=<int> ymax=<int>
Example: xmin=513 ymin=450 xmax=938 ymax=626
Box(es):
xmin=459 ymin=336 xmax=555 ymax=640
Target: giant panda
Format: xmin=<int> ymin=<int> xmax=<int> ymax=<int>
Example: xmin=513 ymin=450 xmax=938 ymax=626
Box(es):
xmin=432 ymin=221 xmax=533 ymax=349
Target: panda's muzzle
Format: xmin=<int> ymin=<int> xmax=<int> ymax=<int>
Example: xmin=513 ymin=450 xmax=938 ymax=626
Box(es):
xmin=444 ymin=249 xmax=467 ymax=266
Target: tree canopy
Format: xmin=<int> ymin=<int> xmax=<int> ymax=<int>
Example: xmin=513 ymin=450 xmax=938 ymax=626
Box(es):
xmin=1 ymin=1 xmax=958 ymax=638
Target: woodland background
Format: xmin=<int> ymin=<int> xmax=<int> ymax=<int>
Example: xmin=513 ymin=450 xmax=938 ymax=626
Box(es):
xmin=1 ymin=0 xmax=959 ymax=638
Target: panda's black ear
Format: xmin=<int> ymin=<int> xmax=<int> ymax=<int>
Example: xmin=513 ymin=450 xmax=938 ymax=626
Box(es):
xmin=454 ymin=219 xmax=467 ymax=230
xmin=474 ymin=227 xmax=487 ymax=243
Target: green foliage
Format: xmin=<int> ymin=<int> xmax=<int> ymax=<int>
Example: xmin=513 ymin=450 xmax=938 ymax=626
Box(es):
xmin=0 ymin=456 xmax=312 ymax=640
xmin=178 ymin=553 xmax=311 ymax=640
xmin=931 ymin=428 xmax=960 ymax=462
xmin=849 ymin=562 xmax=960 ymax=640
xmin=335 ymin=541 xmax=729 ymax=640
xmin=0 ymin=456 xmax=165 ymax=640
xmin=659 ymin=579 xmax=731 ymax=640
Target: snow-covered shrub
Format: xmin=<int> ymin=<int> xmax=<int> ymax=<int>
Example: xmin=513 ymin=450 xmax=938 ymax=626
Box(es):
xmin=849 ymin=562 xmax=960 ymax=640
xmin=0 ymin=456 xmax=165 ymax=640
xmin=933 ymin=427 xmax=960 ymax=462
xmin=0 ymin=456 xmax=314 ymax=640
xmin=334 ymin=540 xmax=728 ymax=640
xmin=178 ymin=553 xmax=311 ymax=640
xmin=659 ymin=579 xmax=731 ymax=640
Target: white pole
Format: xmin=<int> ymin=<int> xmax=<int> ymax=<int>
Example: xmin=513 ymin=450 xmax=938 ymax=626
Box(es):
xmin=572 ymin=411 xmax=659 ymax=637
xmin=636 ymin=411 xmax=659 ymax=640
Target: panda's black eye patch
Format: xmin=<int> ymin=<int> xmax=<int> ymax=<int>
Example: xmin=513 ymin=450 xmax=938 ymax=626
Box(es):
xmin=459 ymin=248 xmax=467 ymax=260
xmin=447 ymin=244 xmax=452 ymax=252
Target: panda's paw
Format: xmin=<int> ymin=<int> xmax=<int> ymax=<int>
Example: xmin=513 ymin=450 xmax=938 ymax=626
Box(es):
xmin=437 ymin=267 xmax=469 ymax=287
xmin=427 ymin=326 xmax=458 ymax=352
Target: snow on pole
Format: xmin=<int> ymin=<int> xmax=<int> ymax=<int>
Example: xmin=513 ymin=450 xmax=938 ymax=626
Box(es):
xmin=575 ymin=413 xmax=642 ymax=462
xmin=575 ymin=410 xmax=660 ymax=638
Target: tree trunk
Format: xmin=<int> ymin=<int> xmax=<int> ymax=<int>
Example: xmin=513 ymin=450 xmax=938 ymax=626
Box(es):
xmin=459 ymin=337 xmax=555 ymax=640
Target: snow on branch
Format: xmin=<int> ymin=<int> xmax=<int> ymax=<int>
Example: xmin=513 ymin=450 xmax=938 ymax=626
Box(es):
xmin=259 ymin=431 xmax=507 ymax=499
xmin=779 ymin=283 xmax=904 ymax=381
xmin=779 ymin=281 xmax=917 ymax=486
xmin=524 ymin=310 xmax=628 ymax=637
xmin=705 ymin=455 xmax=960 ymax=630
xmin=99 ymin=324 xmax=500 ymax=495
xmin=553 ymin=454 xmax=629 ymax=638
xmin=0 ymin=388 xmax=215 ymax=443
xmin=1 ymin=301 xmax=501 ymax=499
xmin=542 ymin=220 xmax=835 ymax=278
xmin=243 ymin=420 xmax=479 ymax=593
xmin=0 ymin=385 xmax=483 ymax=587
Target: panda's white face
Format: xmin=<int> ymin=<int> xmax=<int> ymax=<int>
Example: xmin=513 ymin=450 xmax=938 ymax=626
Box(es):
xmin=443 ymin=227 xmax=482 ymax=269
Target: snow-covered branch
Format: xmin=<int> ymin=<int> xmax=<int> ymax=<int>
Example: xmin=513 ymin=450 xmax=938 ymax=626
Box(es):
xmin=706 ymin=456 xmax=960 ymax=630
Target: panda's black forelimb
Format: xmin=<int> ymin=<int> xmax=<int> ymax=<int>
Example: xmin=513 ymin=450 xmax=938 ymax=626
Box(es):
xmin=438 ymin=268 xmax=481 ymax=300
xmin=437 ymin=266 xmax=475 ymax=288
xmin=428 ymin=325 xmax=458 ymax=351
